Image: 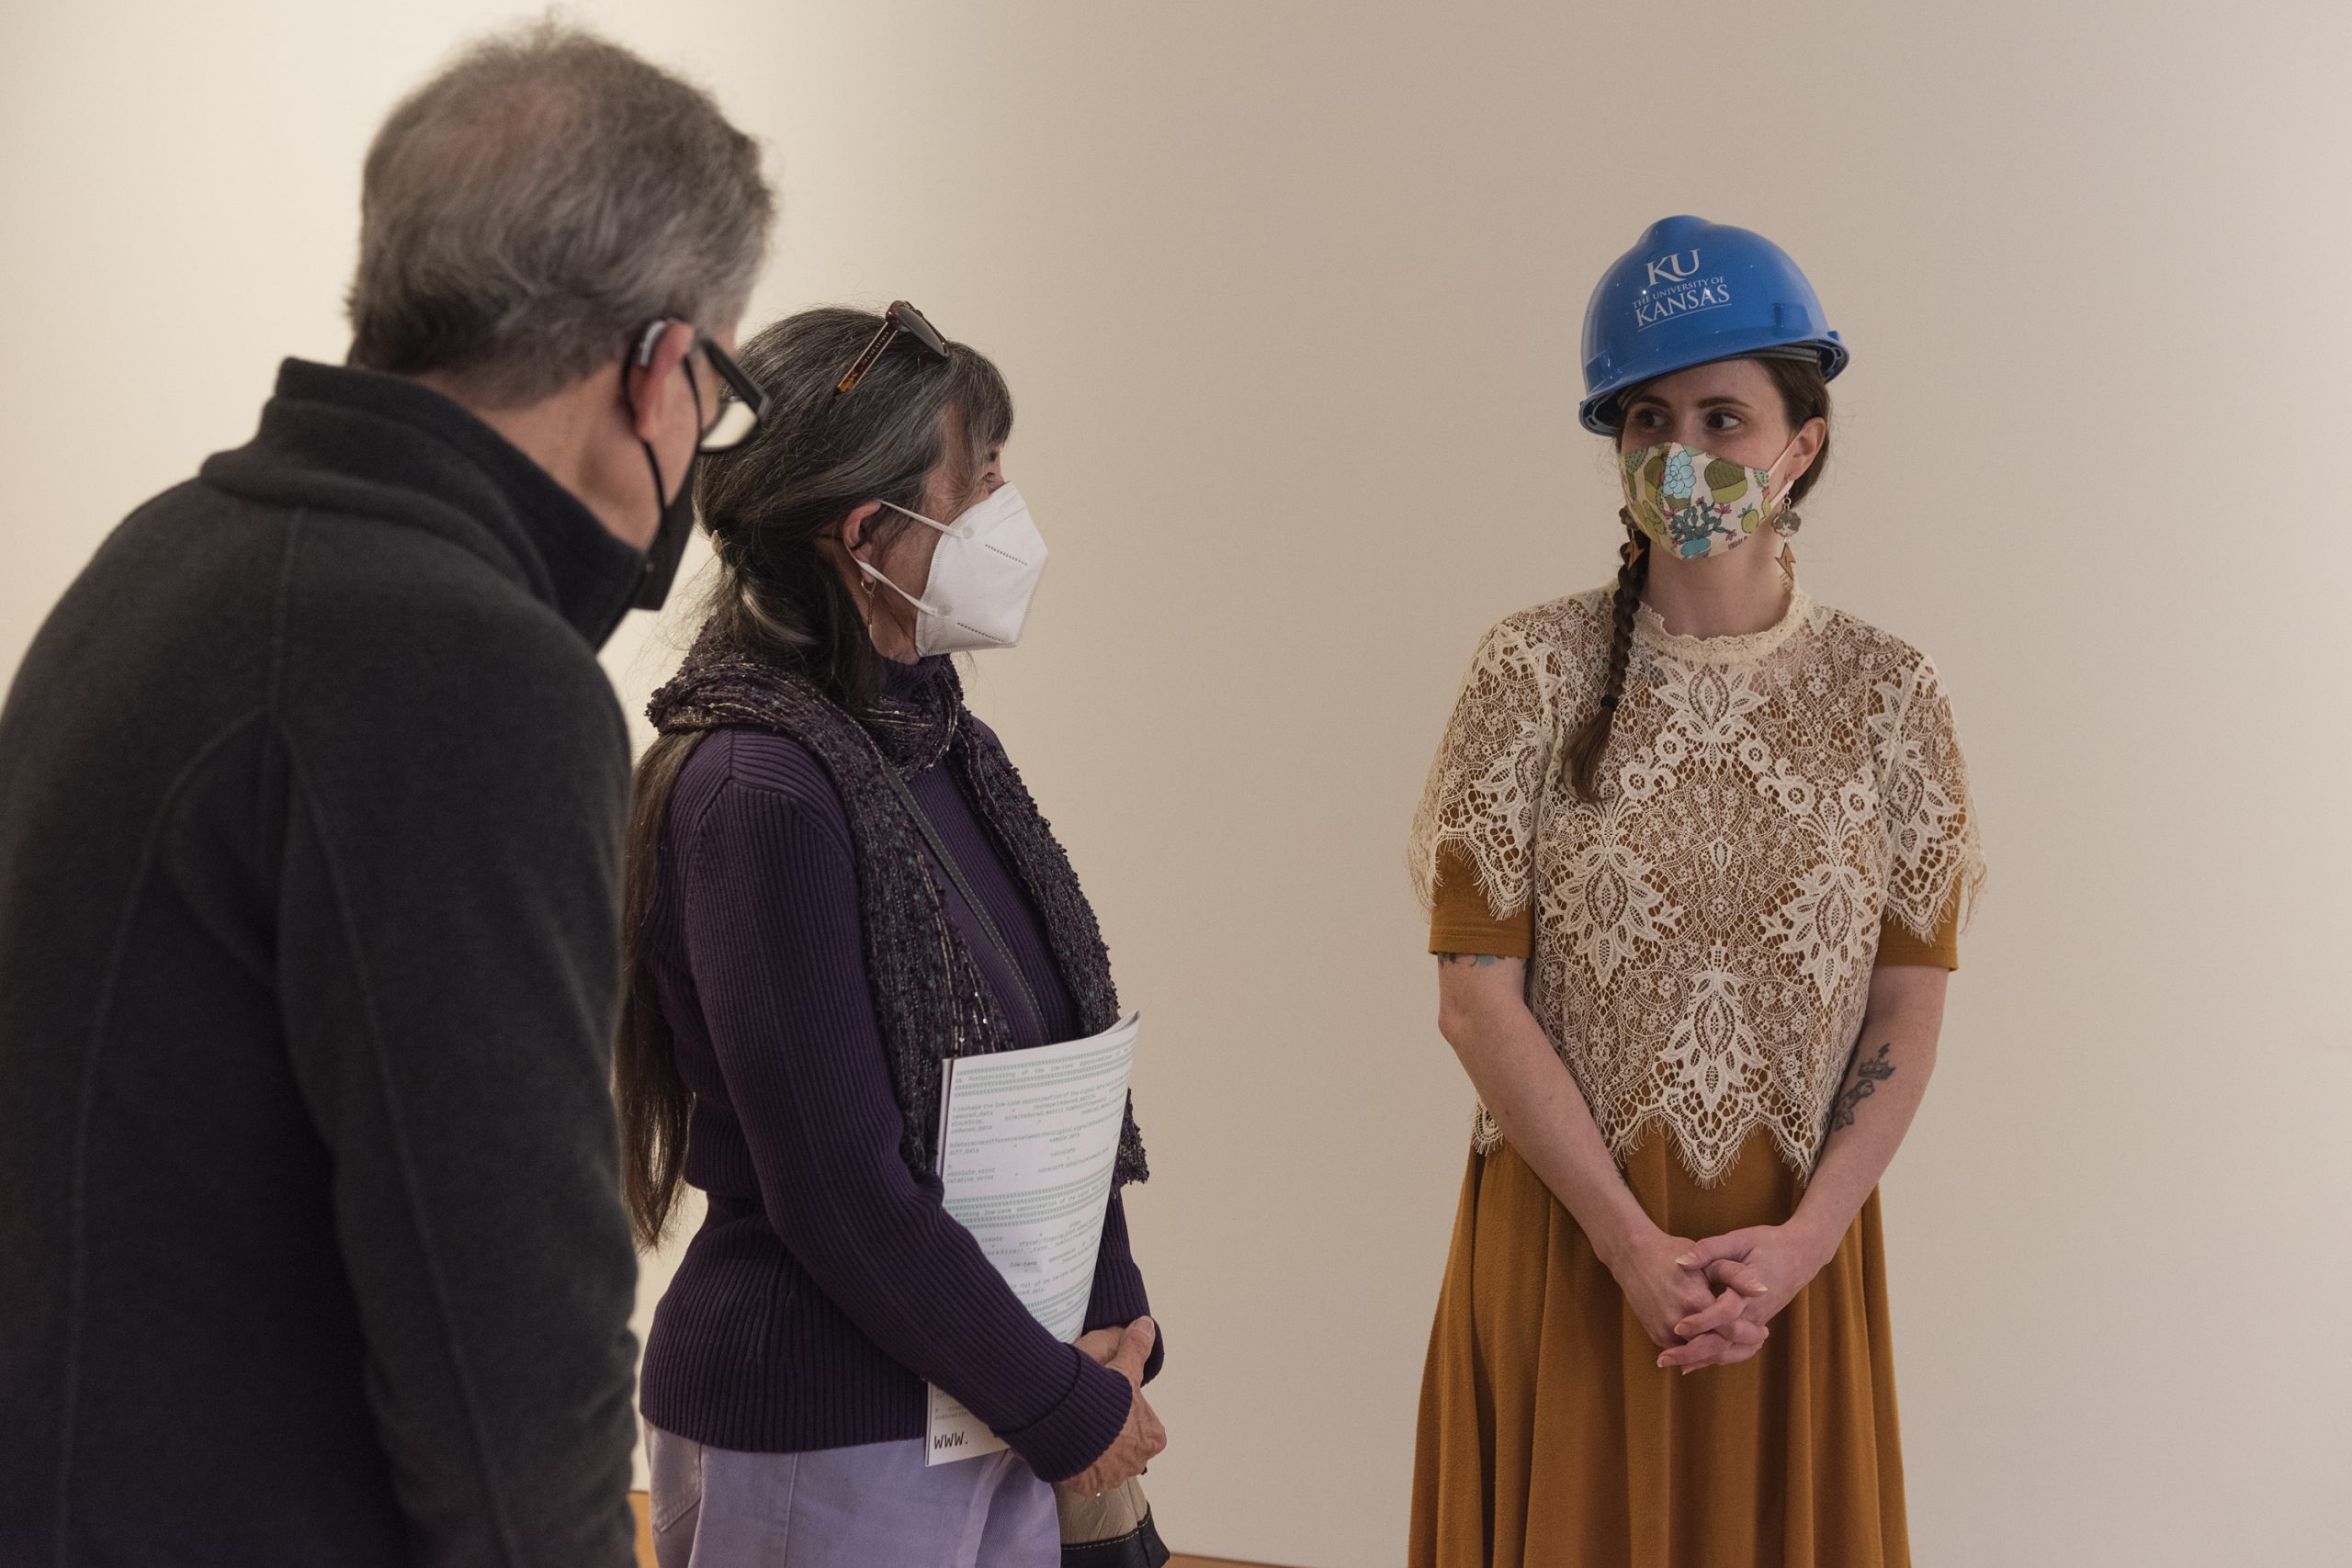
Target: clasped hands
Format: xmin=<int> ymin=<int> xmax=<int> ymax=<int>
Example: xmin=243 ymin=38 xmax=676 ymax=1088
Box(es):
xmin=1065 ymin=1316 xmax=1165 ymax=1496
xmin=1608 ymin=1220 xmax=1838 ymax=1374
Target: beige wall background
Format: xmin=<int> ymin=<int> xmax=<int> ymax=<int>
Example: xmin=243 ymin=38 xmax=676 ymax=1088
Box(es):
xmin=6 ymin=2 xmax=2349 ymax=1562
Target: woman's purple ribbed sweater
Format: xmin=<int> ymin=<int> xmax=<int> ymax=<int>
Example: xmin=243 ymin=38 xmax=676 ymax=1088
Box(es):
xmin=636 ymin=716 xmax=1159 ymax=1485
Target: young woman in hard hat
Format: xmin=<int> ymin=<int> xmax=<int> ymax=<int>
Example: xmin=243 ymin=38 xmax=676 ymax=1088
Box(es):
xmin=1406 ymin=216 xmax=1984 ymax=1567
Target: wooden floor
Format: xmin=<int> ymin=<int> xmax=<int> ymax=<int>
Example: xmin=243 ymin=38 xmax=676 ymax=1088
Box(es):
xmin=628 ymin=1492 xmax=1277 ymax=1567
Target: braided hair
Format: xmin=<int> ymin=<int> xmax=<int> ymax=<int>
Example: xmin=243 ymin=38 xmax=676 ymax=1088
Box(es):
xmin=1565 ymin=513 xmax=1651 ymax=803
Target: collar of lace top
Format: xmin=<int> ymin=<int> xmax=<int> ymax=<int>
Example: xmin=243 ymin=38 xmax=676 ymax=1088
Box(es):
xmin=1633 ymin=584 xmax=1813 ymax=667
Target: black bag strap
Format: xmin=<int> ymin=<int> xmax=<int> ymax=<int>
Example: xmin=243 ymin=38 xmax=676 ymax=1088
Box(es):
xmin=876 ymin=752 xmax=1050 ymax=1045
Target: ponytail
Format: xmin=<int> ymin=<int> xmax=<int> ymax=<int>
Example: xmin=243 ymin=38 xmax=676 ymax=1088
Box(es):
xmin=614 ymin=730 xmax=706 ymax=1249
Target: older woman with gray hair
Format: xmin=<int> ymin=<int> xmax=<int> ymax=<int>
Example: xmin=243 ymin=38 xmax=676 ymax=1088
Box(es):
xmin=616 ymin=305 xmax=1168 ymax=1566
xmin=0 ymin=21 xmax=769 ymax=1568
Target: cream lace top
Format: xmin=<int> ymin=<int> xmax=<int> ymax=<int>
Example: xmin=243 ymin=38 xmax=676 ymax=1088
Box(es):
xmin=1409 ymin=585 xmax=1985 ymax=1184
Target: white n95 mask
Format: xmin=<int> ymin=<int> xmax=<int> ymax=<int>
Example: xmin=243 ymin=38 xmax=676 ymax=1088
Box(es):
xmin=855 ymin=482 xmax=1048 ymax=656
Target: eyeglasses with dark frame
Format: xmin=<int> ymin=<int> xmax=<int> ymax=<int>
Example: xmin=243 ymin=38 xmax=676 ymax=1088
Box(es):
xmin=833 ymin=300 xmax=949 ymax=398
xmin=694 ymin=335 xmax=769 ymax=453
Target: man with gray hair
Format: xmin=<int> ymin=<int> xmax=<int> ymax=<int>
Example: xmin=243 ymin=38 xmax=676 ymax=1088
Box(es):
xmin=0 ymin=23 xmax=772 ymax=1567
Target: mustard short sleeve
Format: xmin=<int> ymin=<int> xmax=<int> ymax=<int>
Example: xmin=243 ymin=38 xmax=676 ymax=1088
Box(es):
xmin=1408 ymin=615 xmax=1557 ymax=954
xmin=1872 ymin=882 xmax=1962 ymax=969
xmin=1428 ymin=841 xmax=1535 ymax=959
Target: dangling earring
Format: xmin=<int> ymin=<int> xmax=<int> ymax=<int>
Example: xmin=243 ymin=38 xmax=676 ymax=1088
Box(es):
xmin=1772 ymin=501 xmax=1803 ymax=538
xmin=1618 ymin=508 xmax=1649 ymax=566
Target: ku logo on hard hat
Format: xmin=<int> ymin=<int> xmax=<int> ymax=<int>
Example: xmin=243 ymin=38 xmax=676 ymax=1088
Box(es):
xmin=1577 ymin=216 xmax=1848 ymax=434
xmin=1633 ymin=279 xmax=1732 ymax=331
xmin=1645 ymin=250 xmax=1702 ymax=286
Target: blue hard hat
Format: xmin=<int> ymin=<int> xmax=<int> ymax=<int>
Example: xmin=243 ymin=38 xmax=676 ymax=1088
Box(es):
xmin=1578 ymin=216 xmax=1848 ymax=434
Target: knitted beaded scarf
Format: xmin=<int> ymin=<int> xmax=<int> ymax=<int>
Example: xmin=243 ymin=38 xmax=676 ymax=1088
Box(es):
xmin=647 ymin=629 xmax=1148 ymax=1186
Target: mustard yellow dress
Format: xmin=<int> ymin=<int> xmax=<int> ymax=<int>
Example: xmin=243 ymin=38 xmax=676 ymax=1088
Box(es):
xmin=1406 ymin=588 xmax=1983 ymax=1568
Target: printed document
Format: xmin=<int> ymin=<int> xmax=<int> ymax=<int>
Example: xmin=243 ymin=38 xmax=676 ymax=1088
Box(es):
xmin=926 ymin=1011 xmax=1140 ymax=1465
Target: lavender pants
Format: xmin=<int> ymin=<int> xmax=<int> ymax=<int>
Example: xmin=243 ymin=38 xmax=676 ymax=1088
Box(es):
xmin=647 ymin=1426 xmax=1060 ymax=1568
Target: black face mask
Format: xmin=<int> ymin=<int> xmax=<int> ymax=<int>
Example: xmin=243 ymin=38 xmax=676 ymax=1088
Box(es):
xmin=633 ymin=442 xmax=697 ymax=611
xmin=629 ymin=355 xmax=702 ymax=613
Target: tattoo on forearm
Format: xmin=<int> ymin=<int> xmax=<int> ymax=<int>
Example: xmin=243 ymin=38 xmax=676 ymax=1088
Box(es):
xmin=1437 ymin=952 xmax=1502 ymax=967
xmin=1829 ymin=1043 xmax=1896 ymax=1131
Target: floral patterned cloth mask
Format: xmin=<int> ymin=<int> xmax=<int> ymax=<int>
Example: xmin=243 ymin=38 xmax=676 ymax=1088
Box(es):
xmin=1619 ymin=436 xmax=1801 ymax=559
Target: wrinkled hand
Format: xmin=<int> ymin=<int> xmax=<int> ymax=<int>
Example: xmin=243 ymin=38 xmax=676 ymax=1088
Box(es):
xmin=1064 ymin=1316 xmax=1165 ymax=1497
xmin=1654 ymin=1222 xmax=1835 ymax=1371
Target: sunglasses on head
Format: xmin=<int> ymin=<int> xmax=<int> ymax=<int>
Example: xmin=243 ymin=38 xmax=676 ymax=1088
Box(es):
xmin=834 ymin=300 xmax=949 ymax=398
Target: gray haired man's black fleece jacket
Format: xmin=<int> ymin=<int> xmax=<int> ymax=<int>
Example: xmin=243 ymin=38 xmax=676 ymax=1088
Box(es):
xmin=0 ymin=360 xmax=650 ymax=1567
